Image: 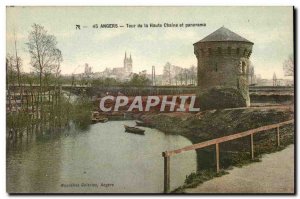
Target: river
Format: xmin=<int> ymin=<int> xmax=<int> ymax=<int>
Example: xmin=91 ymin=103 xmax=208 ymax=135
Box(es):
xmin=7 ymin=120 xmax=197 ymax=193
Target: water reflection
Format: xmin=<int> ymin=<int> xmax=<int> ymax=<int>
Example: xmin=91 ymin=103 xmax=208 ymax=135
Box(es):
xmin=7 ymin=120 xmax=197 ymax=193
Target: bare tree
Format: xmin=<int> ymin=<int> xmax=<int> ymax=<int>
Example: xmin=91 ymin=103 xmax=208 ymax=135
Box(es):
xmin=6 ymin=54 xmax=15 ymax=85
xmin=6 ymin=58 xmax=9 ymax=90
xmin=283 ymin=54 xmax=294 ymax=77
xmin=6 ymin=53 xmax=23 ymax=112
xmin=6 ymin=54 xmax=22 ymax=86
xmin=6 ymin=57 xmax=11 ymax=112
xmin=15 ymin=56 xmax=23 ymax=87
xmin=248 ymin=62 xmax=255 ymax=85
xmin=26 ymin=23 xmax=63 ymax=91
xmin=14 ymin=31 xmax=22 ymax=87
xmin=26 ymin=23 xmax=62 ymax=125
xmin=163 ymin=62 xmax=172 ymax=85
xmin=53 ymin=49 xmax=63 ymax=90
xmin=189 ymin=65 xmax=197 ymax=85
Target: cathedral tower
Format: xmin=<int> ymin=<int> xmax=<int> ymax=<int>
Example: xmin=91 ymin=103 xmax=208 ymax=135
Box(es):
xmin=124 ymin=52 xmax=133 ymax=73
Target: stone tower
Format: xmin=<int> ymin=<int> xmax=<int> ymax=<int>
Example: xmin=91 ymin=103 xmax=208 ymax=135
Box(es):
xmin=124 ymin=52 xmax=133 ymax=73
xmin=193 ymin=26 xmax=254 ymax=108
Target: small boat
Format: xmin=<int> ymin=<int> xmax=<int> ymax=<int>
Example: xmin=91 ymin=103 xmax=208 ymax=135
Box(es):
xmin=124 ymin=125 xmax=145 ymax=135
xmin=91 ymin=111 xmax=108 ymax=123
xmin=98 ymin=117 xmax=108 ymax=123
xmin=91 ymin=118 xmax=99 ymax=124
xmin=136 ymin=120 xmax=154 ymax=128
xmin=91 ymin=111 xmax=99 ymax=124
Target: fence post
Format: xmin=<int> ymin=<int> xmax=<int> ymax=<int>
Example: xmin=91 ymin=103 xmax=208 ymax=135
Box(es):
xmin=277 ymin=126 xmax=280 ymax=146
xmin=250 ymin=133 xmax=254 ymax=159
xmin=162 ymin=152 xmax=170 ymax=193
xmin=216 ymin=143 xmax=220 ymax=173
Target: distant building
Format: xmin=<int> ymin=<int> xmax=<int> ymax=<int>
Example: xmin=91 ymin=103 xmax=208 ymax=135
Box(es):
xmin=84 ymin=63 xmax=92 ymax=78
xmin=124 ymin=52 xmax=133 ymax=74
xmin=98 ymin=52 xmax=133 ymax=80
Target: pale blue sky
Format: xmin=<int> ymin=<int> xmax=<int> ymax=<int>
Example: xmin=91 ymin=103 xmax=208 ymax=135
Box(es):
xmin=7 ymin=6 xmax=293 ymax=79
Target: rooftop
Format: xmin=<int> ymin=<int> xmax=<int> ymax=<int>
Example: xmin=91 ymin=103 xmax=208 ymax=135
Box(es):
xmin=194 ymin=26 xmax=253 ymax=44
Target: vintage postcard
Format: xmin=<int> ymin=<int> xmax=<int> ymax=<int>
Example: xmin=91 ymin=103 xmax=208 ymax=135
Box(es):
xmin=6 ymin=6 xmax=294 ymax=194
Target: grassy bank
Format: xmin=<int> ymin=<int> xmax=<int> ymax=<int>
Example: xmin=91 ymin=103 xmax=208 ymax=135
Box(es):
xmin=141 ymin=107 xmax=293 ymax=142
xmin=138 ymin=107 xmax=294 ymax=193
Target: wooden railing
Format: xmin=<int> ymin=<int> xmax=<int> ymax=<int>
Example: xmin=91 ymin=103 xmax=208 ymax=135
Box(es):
xmin=161 ymin=119 xmax=294 ymax=193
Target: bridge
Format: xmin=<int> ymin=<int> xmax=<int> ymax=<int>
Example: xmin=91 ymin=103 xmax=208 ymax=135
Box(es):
xmin=8 ymin=84 xmax=294 ymax=96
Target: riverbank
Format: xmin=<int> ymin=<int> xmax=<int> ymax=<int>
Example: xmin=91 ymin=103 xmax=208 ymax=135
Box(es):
xmin=138 ymin=106 xmax=293 ymax=143
xmin=136 ymin=105 xmax=294 ymax=193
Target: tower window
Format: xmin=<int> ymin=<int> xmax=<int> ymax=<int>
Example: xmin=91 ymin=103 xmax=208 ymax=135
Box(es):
xmin=236 ymin=48 xmax=240 ymax=55
xmin=244 ymin=49 xmax=247 ymax=56
xmin=242 ymin=61 xmax=246 ymax=74
xmin=208 ymin=48 xmax=212 ymax=55
xmin=215 ymin=63 xmax=218 ymax=72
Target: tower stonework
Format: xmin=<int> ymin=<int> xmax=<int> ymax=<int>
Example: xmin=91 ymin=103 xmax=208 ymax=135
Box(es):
xmin=193 ymin=27 xmax=254 ymax=108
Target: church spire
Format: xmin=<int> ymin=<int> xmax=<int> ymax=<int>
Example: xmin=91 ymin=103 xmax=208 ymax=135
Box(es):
xmin=125 ymin=51 xmax=127 ymax=59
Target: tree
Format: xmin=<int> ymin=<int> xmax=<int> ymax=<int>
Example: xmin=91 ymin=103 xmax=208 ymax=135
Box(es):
xmin=6 ymin=53 xmax=23 ymax=85
xmin=163 ymin=62 xmax=172 ymax=85
xmin=127 ymin=74 xmax=151 ymax=86
xmin=183 ymin=68 xmax=189 ymax=85
xmin=26 ymin=23 xmax=62 ymax=125
xmin=44 ymin=49 xmax=63 ymax=88
xmin=248 ymin=62 xmax=255 ymax=85
xmin=6 ymin=54 xmax=15 ymax=85
xmin=26 ymin=23 xmax=63 ymax=90
xmin=15 ymin=56 xmax=23 ymax=87
xmin=283 ymin=54 xmax=294 ymax=77
xmin=189 ymin=65 xmax=197 ymax=85
xmin=14 ymin=31 xmax=22 ymax=87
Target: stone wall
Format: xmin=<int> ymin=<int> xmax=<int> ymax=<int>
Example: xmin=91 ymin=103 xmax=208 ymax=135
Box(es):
xmin=194 ymin=41 xmax=253 ymax=107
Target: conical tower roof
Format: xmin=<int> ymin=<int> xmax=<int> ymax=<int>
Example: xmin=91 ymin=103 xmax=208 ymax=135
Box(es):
xmin=194 ymin=26 xmax=253 ymax=44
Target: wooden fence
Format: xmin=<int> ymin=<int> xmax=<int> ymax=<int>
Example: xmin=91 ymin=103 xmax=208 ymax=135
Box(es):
xmin=161 ymin=119 xmax=294 ymax=193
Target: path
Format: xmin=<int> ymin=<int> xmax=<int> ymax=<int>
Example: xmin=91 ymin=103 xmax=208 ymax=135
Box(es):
xmin=185 ymin=145 xmax=294 ymax=193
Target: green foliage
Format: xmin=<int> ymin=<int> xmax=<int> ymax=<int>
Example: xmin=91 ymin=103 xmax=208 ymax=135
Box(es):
xmin=6 ymin=91 xmax=94 ymax=136
xmin=71 ymin=96 xmax=93 ymax=131
xmin=172 ymin=169 xmax=229 ymax=193
xmin=7 ymin=112 xmax=32 ymax=131
xmin=91 ymin=77 xmax=120 ymax=87
xmin=197 ymin=87 xmax=247 ymax=110
xmin=126 ymin=74 xmax=151 ymax=86
xmin=91 ymin=74 xmax=152 ymax=87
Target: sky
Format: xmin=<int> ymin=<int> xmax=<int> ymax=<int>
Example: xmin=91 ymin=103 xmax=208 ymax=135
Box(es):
xmin=6 ymin=6 xmax=293 ymax=79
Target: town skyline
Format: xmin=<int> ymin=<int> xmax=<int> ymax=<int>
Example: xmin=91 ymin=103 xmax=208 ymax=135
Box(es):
xmin=7 ymin=6 xmax=293 ymax=79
